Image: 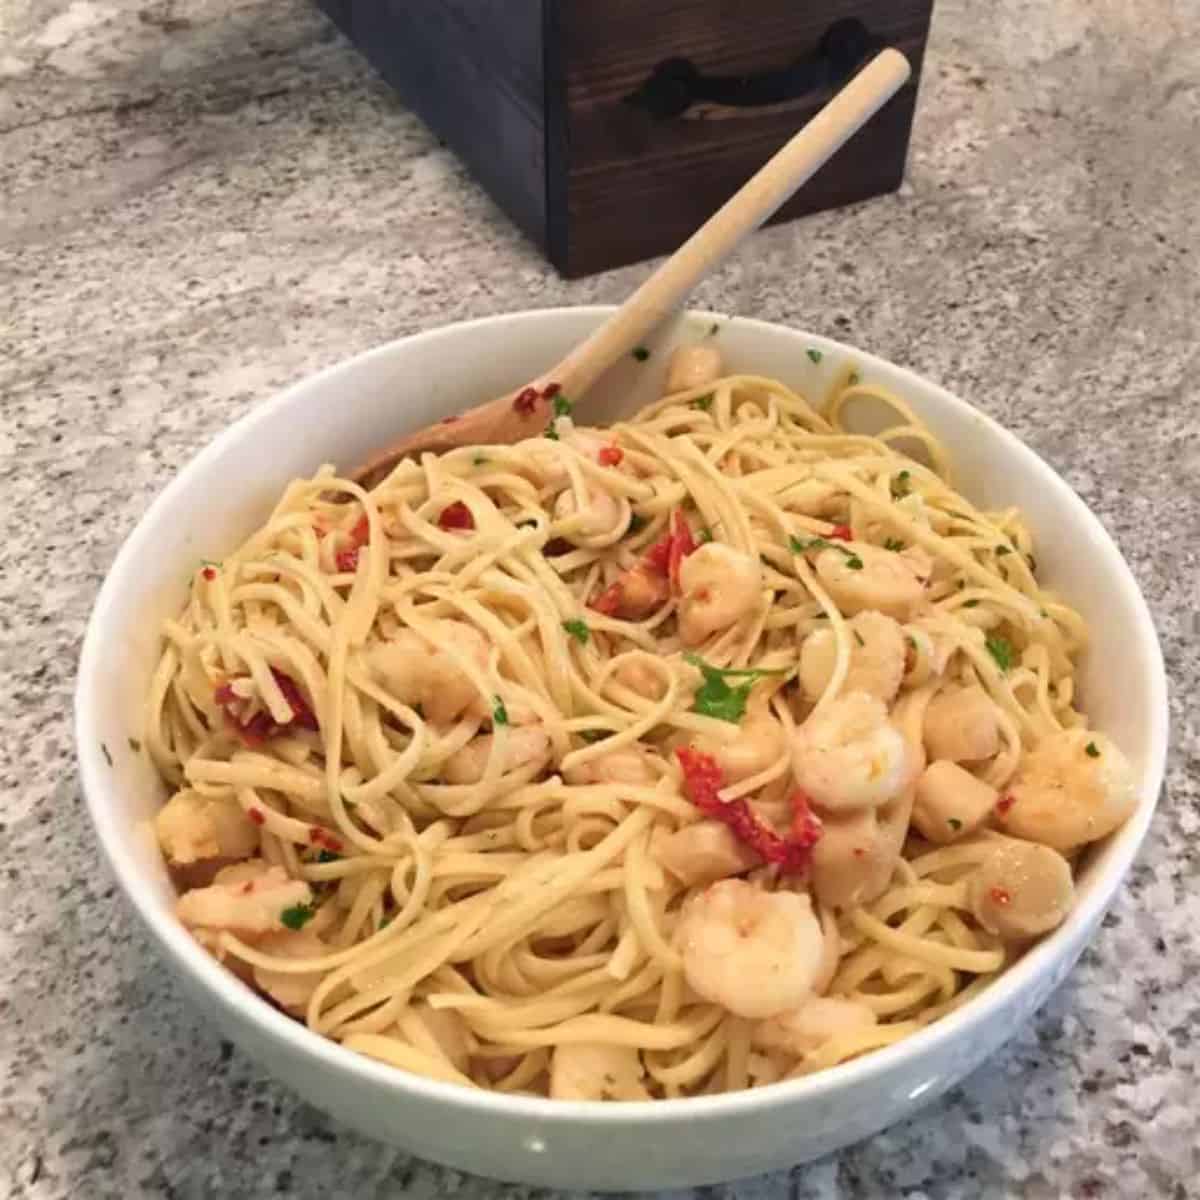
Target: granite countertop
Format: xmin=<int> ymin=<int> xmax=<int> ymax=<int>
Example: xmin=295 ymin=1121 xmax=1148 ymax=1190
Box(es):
xmin=3 ymin=0 xmax=1198 ymax=1196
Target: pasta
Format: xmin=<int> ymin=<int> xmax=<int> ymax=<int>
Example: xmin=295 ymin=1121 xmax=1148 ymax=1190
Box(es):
xmin=146 ymin=344 xmax=1139 ymax=1100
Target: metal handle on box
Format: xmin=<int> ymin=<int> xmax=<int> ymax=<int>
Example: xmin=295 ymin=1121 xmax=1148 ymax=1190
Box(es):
xmin=626 ymin=17 xmax=884 ymax=119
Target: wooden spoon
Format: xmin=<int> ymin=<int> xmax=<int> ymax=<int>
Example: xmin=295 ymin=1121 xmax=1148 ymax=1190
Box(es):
xmin=354 ymin=48 xmax=911 ymax=487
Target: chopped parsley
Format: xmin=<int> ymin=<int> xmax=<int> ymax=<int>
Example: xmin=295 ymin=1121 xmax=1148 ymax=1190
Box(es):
xmin=696 ymin=528 xmax=713 ymax=545
xmin=853 ymin=630 xmax=865 ymax=647
xmin=995 ymin=545 xmax=1012 ymax=557
xmin=948 ymin=818 xmax=963 ymax=831
xmin=1086 ymin=741 xmax=1101 ymax=758
xmin=100 ymin=742 xmax=113 ymax=767
xmin=281 ymin=903 xmax=316 ymax=931
xmin=890 ymin=470 xmax=911 ymax=499
xmin=473 ymin=454 xmax=488 ymax=466
xmin=127 ymin=737 xmax=142 ymax=753
xmin=708 ymin=323 xmax=720 ymax=337
xmin=317 ymin=849 xmax=341 ymax=863
xmin=963 ymin=599 xmax=980 ymax=608
xmin=543 ymin=424 xmax=560 ymax=441
xmin=883 ymin=537 xmax=905 ymax=552
xmin=692 ymin=393 xmax=714 ymax=413
xmin=562 ymin=619 xmax=590 ymax=646
xmin=552 ymin=394 xmax=573 ymax=419
xmin=632 ymin=346 xmax=651 ymax=362
xmin=492 ymin=696 xmax=510 ymax=726
xmin=685 ymin=654 xmax=789 ymax=724
xmin=579 ymin=729 xmax=610 ymax=744
xmin=985 ymin=635 xmax=1016 ymax=672
xmin=789 ymin=535 xmax=863 ymax=570
xmin=627 ymin=513 xmax=648 ymax=535
xmin=806 ymin=348 xmax=823 ymax=364
xmin=848 ymin=371 xmax=860 ymax=385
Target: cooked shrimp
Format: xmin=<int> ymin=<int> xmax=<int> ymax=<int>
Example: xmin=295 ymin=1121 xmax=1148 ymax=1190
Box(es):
xmin=155 ymin=789 xmax=259 ymax=865
xmin=252 ymin=928 xmax=328 ymax=1014
xmin=564 ymin=744 xmax=659 ymax=786
xmin=814 ymin=544 xmax=925 ymax=622
xmin=553 ymin=486 xmax=626 ymax=543
xmin=367 ymin=620 xmax=490 ymax=725
xmin=923 ymin=686 xmax=1000 ymax=763
xmin=752 ymin=996 xmax=878 ymax=1057
xmin=997 ymin=729 xmax=1137 ymax=850
xmin=549 ymin=1043 xmax=651 ymax=1101
xmin=442 ymin=726 xmax=552 ymax=785
xmin=664 ymin=344 xmax=723 ymax=395
xmin=681 ymin=712 xmax=787 ymax=784
xmin=798 ymin=610 xmax=907 ymax=704
xmin=968 ymin=839 xmax=1075 ymax=940
xmin=791 ymin=692 xmax=916 ymax=811
xmin=176 ymin=859 xmax=312 ymax=937
xmin=676 ymin=879 xmax=824 ymax=1019
xmin=677 ymin=543 xmax=762 ymax=647
xmin=652 ymin=819 xmax=759 ymax=888
xmin=594 ymin=561 xmax=671 ymax=621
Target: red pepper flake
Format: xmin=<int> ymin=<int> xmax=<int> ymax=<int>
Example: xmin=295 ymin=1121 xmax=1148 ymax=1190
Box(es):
xmin=989 ymin=886 xmax=1012 ymax=907
xmin=513 ymin=387 xmax=539 ymax=415
xmin=829 ymin=524 xmax=853 ymax=541
xmin=598 ymin=445 xmax=624 ymax=467
xmin=215 ymin=670 xmax=318 ymax=745
xmin=541 ymin=382 xmax=561 ymax=399
xmin=852 ymin=847 xmax=867 ymax=859
xmin=271 ymin=669 xmax=318 ymax=732
xmin=995 ymin=793 xmax=1015 ymax=816
xmin=247 ymin=808 xmax=266 ymax=826
xmin=440 ymin=415 xmax=460 ymax=424
xmin=308 ymin=826 xmax=343 ymax=853
xmin=201 ymin=566 xmax=217 ymax=581
xmin=676 ymin=748 xmax=822 ymax=874
xmin=240 ymin=881 xmax=254 ymax=894
xmin=335 ymin=513 xmax=371 ymax=573
xmin=437 ymin=501 xmax=475 ymax=531
xmin=335 ymin=546 xmax=360 ymax=573
xmin=644 ymin=509 xmax=698 ymax=591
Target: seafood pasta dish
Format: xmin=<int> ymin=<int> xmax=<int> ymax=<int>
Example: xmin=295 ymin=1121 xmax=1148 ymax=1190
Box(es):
xmin=146 ymin=342 xmax=1137 ymax=1100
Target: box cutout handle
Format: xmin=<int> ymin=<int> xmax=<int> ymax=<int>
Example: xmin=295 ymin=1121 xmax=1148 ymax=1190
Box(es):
xmin=626 ymin=17 xmax=885 ymax=119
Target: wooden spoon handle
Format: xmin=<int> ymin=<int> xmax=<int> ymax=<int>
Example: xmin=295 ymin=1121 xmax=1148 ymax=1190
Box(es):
xmin=353 ymin=49 xmax=910 ymax=484
xmin=549 ymin=48 xmax=913 ymax=400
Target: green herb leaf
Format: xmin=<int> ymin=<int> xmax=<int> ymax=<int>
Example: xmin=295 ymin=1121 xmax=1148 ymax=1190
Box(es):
xmin=281 ymin=903 xmax=315 ymax=931
xmin=1085 ymin=741 xmax=1101 ymax=758
xmin=883 ymin=537 xmax=905 ymax=552
xmin=579 ymin=729 xmax=610 ymax=744
xmin=317 ymin=849 xmax=340 ymax=863
xmin=473 ymin=454 xmax=488 ymax=466
xmin=996 ymin=545 xmax=1012 ymax=557
xmin=985 ymin=635 xmax=1016 ymax=672
xmin=963 ymin=599 xmax=980 ymax=608
xmin=492 ymin=696 xmax=509 ymax=726
xmin=853 ymin=630 xmax=865 ymax=647
xmin=543 ymin=424 xmax=560 ymax=441
xmin=627 ymin=513 xmax=648 ymax=535
xmin=948 ymin=818 xmax=963 ymax=831
xmin=632 ymin=346 xmax=651 ymax=362
xmin=692 ymin=393 xmax=714 ymax=413
xmin=708 ymin=323 xmax=720 ymax=337
xmin=806 ymin=348 xmax=823 ymax=364
xmin=562 ymin=619 xmax=590 ymax=646
xmin=848 ymin=371 xmax=861 ymax=385
xmin=552 ymin=394 xmax=573 ymax=419
xmin=696 ymin=528 xmax=713 ymax=545
xmin=685 ymin=654 xmax=788 ymax=724
xmin=890 ymin=470 xmax=911 ymax=500
xmin=100 ymin=742 xmax=113 ymax=767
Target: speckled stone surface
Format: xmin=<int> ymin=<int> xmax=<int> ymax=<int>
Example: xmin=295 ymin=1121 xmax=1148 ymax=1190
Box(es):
xmin=3 ymin=0 xmax=1198 ymax=1196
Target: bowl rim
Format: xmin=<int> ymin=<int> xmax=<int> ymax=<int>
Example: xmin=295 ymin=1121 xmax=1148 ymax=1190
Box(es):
xmin=75 ymin=305 xmax=1169 ymax=1126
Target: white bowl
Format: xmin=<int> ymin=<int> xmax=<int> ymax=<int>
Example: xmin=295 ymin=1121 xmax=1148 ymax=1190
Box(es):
xmin=75 ymin=308 xmax=1168 ymax=1190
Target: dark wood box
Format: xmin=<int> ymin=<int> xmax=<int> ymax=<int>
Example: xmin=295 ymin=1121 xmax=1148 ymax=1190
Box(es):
xmin=315 ymin=1 xmax=933 ymax=277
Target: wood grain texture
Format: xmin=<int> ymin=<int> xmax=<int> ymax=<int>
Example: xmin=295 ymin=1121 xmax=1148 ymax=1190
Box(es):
xmin=556 ymin=0 xmax=933 ymax=276
xmin=314 ymin=0 xmax=548 ymax=254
